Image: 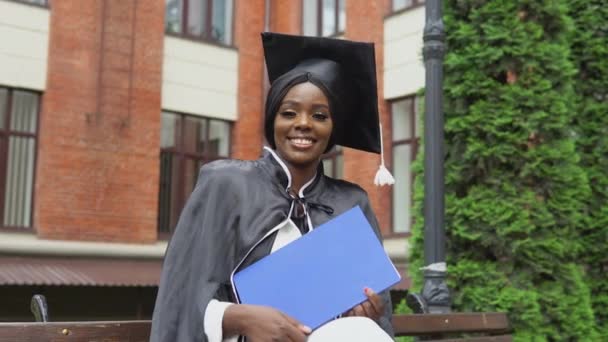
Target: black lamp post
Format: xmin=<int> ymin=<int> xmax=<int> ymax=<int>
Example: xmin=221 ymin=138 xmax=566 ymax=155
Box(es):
xmin=407 ymin=0 xmax=451 ymax=314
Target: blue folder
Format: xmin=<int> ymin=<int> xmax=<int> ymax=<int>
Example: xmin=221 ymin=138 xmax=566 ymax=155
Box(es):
xmin=233 ymin=205 xmax=401 ymax=330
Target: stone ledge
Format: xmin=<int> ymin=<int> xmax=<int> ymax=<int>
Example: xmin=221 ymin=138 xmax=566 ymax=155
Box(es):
xmin=0 ymin=232 xmax=167 ymax=259
xmin=0 ymin=233 xmax=409 ymax=262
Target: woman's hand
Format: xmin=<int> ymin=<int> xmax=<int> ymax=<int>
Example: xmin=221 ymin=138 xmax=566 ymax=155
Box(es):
xmin=344 ymin=287 xmax=385 ymax=322
xmin=223 ymin=304 xmax=311 ymax=342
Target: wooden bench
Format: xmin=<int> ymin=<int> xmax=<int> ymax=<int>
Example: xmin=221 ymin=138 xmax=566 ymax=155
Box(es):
xmin=0 ymin=295 xmax=512 ymax=341
xmin=0 ymin=321 xmax=150 ymax=342
xmin=0 ymin=313 xmax=512 ymax=341
xmin=393 ymin=312 xmax=512 ymax=341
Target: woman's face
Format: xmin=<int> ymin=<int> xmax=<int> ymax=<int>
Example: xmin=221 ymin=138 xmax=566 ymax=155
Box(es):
xmin=274 ymin=82 xmax=334 ymax=171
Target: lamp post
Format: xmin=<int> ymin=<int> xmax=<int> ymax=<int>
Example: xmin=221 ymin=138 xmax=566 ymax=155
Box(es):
xmin=408 ymin=0 xmax=451 ymax=314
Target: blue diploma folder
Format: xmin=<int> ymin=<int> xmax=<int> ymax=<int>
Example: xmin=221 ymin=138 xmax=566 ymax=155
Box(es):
xmin=233 ymin=205 xmax=401 ymax=329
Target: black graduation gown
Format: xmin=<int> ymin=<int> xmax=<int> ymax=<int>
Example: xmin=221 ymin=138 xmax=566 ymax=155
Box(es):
xmin=150 ymin=149 xmax=394 ymax=341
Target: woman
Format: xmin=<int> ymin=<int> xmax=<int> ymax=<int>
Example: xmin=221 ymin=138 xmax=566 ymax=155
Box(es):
xmin=151 ymin=32 xmax=395 ymax=342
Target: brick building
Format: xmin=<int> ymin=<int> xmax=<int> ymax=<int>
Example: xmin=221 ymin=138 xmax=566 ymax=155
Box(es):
xmin=0 ymin=0 xmax=425 ymax=320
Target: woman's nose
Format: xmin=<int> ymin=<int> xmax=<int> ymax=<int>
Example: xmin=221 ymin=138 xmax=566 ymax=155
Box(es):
xmin=294 ymin=113 xmax=312 ymax=129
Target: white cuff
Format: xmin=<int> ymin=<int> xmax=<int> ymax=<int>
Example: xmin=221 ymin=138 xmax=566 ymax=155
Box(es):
xmin=204 ymin=299 xmax=237 ymax=342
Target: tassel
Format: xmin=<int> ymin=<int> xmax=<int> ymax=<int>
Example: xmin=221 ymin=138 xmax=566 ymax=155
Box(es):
xmin=374 ymin=123 xmax=395 ymax=186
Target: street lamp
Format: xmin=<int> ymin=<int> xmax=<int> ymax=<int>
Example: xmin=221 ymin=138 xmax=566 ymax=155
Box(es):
xmin=407 ymin=0 xmax=451 ymax=314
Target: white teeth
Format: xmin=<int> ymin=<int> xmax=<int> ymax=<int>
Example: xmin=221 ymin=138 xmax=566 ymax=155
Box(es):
xmin=291 ymin=138 xmax=313 ymax=145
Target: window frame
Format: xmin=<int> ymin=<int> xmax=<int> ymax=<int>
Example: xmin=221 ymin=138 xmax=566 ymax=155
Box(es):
xmin=164 ymin=0 xmax=236 ymax=48
xmin=157 ymin=110 xmax=232 ymax=239
xmin=4 ymin=0 xmax=50 ymax=8
xmin=386 ymin=0 xmax=424 ymax=18
xmin=321 ymin=146 xmax=343 ymax=179
xmin=388 ymin=95 xmax=421 ymax=237
xmin=301 ymin=0 xmax=345 ymax=37
xmin=0 ymin=86 xmax=41 ymax=232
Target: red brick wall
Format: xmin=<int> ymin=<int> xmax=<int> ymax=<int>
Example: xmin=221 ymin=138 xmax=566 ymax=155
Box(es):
xmin=32 ymin=0 xmax=394 ymax=243
xmin=344 ymin=0 xmax=392 ymax=235
xmin=270 ymin=0 xmax=302 ymax=34
xmin=35 ymin=0 xmax=164 ymax=243
xmin=231 ymin=0 xmax=266 ymax=160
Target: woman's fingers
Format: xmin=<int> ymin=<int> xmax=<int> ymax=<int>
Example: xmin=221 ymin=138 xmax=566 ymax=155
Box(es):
xmin=286 ymin=327 xmax=308 ymax=342
xmin=284 ymin=318 xmax=308 ymax=342
xmin=353 ymin=304 xmax=366 ymax=317
xmin=240 ymin=305 xmax=310 ymax=342
xmin=298 ymin=324 xmax=312 ymax=334
xmin=282 ymin=312 xmax=312 ymax=335
xmin=343 ymin=288 xmax=385 ymax=321
xmin=364 ymin=287 xmax=385 ymax=316
xmin=360 ymin=300 xmax=376 ymax=318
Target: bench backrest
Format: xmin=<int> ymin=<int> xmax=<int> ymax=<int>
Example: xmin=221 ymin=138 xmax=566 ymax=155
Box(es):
xmin=0 ymin=313 xmax=512 ymax=341
xmin=392 ymin=312 xmax=511 ymax=336
xmin=0 ymin=321 xmax=150 ymax=342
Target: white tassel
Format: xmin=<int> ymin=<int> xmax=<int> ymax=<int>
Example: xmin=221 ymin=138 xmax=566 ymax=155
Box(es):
xmin=374 ymin=123 xmax=395 ymax=186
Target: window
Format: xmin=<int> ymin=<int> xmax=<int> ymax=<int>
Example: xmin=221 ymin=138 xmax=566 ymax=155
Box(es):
xmin=302 ymin=0 xmax=345 ymax=37
xmin=11 ymin=0 xmax=49 ymax=7
xmin=0 ymin=88 xmax=40 ymax=228
xmin=391 ymin=96 xmax=421 ymax=233
xmin=322 ymin=146 xmax=343 ymax=179
xmin=392 ymin=0 xmax=424 ymax=12
xmin=158 ymin=112 xmax=231 ymax=235
xmin=165 ymin=0 xmax=234 ymax=45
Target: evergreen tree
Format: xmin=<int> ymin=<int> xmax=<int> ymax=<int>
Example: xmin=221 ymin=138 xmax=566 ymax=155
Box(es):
xmin=406 ymin=1 xmax=598 ymax=340
xmin=568 ymin=0 xmax=608 ymax=339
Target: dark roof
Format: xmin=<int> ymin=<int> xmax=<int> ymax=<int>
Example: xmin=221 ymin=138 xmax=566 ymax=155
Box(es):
xmin=0 ymin=256 xmax=161 ymax=287
xmin=0 ymin=256 xmax=409 ymax=290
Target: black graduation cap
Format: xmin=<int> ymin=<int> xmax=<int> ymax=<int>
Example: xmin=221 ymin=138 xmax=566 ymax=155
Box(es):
xmin=261 ymin=32 xmax=381 ymax=155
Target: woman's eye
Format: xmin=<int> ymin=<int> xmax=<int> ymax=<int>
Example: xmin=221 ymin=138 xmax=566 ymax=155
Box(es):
xmin=313 ymin=113 xmax=329 ymax=121
xmin=280 ymin=111 xmax=297 ymax=118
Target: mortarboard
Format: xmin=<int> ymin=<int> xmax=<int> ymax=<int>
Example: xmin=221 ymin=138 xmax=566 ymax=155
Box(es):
xmin=261 ymin=32 xmax=394 ymax=186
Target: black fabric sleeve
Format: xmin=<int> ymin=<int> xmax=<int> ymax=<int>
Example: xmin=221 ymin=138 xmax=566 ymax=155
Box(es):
xmin=150 ymin=164 xmax=241 ymax=342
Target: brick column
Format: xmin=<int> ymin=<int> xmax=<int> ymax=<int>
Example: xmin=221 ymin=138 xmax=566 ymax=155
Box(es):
xmin=231 ymin=0 xmax=266 ymax=160
xmin=344 ymin=0 xmax=392 ymax=235
xmin=35 ymin=0 xmax=164 ymax=243
xmin=270 ymin=0 xmax=302 ymax=34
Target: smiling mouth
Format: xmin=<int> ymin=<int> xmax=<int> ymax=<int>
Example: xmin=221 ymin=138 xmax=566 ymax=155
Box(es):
xmin=288 ymin=137 xmax=316 ymax=148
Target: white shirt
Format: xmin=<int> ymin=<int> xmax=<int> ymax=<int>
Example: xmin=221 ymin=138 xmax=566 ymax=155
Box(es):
xmin=204 ymin=217 xmax=303 ymax=341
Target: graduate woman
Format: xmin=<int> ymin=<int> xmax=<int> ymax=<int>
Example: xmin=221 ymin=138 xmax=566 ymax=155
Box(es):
xmin=151 ymin=33 xmax=396 ymax=342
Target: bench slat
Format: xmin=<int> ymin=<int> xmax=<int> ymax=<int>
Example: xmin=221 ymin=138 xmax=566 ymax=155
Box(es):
xmin=0 ymin=321 xmax=150 ymax=342
xmin=392 ymin=313 xmax=511 ymax=335
xmin=0 ymin=313 xmax=511 ymax=340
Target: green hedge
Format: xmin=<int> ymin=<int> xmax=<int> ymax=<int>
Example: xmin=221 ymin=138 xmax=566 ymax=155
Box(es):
xmin=568 ymin=0 xmax=608 ymax=339
xmin=403 ymin=1 xmax=599 ymax=340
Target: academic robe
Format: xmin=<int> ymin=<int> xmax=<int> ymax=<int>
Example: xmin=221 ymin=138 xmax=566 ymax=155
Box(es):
xmin=150 ymin=148 xmax=394 ymax=342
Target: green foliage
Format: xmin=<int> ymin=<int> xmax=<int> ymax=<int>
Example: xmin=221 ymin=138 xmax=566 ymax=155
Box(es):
xmin=403 ymin=0 xmax=601 ymax=340
xmin=568 ymin=0 xmax=608 ymax=339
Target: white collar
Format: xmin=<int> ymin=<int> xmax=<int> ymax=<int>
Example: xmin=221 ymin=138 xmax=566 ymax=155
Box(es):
xmin=264 ymin=146 xmax=316 ymax=198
